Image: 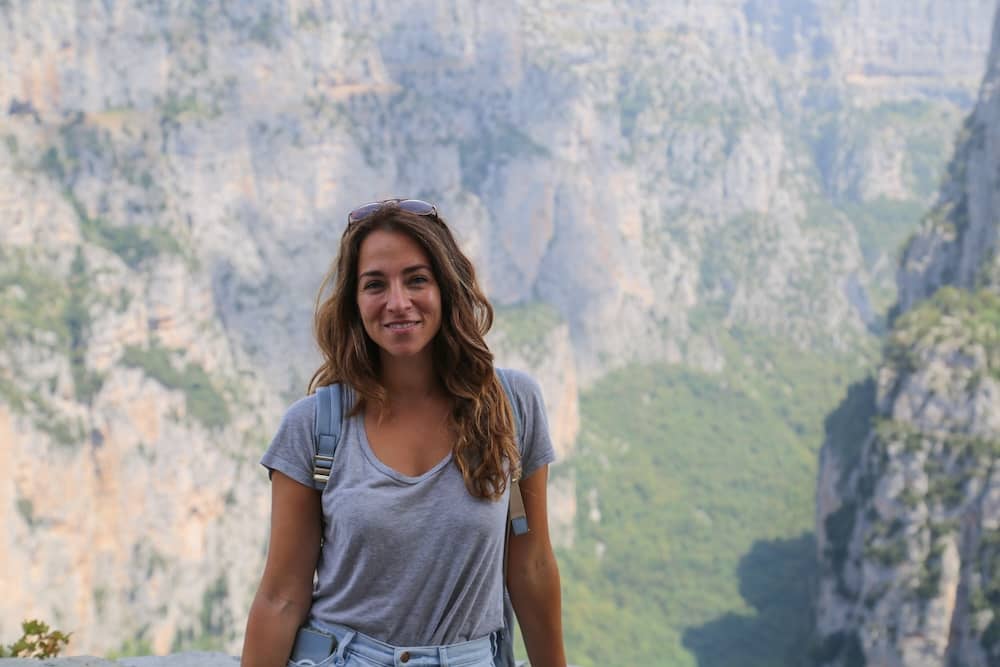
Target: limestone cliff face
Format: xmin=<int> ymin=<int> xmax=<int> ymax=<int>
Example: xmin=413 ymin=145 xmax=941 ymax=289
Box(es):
xmin=3 ymin=1 xmax=993 ymax=390
xmin=896 ymin=14 xmax=1000 ymax=313
xmin=813 ymin=7 xmax=1000 ymax=666
xmin=0 ymin=0 xmax=995 ymax=657
xmin=0 ymin=135 xmax=279 ymax=653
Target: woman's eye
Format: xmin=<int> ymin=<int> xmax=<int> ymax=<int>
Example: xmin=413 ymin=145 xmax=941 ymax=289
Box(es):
xmin=362 ymin=281 xmax=384 ymax=291
xmin=410 ymin=275 xmax=429 ymax=285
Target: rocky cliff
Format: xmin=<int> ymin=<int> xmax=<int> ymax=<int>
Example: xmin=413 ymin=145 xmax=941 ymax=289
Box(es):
xmin=813 ymin=6 xmax=1000 ymax=666
xmin=1 ymin=0 xmax=996 ymax=659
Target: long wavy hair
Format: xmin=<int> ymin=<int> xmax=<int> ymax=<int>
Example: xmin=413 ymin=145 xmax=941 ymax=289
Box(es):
xmin=308 ymin=204 xmax=520 ymax=500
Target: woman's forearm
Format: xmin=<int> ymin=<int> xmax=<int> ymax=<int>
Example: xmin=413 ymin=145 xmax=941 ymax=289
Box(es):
xmin=243 ymin=473 xmax=322 ymax=666
xmin=509 ymin=553 xmax=567 ymax=667
xmin=241 ymin=591 xmax=310 ymax=667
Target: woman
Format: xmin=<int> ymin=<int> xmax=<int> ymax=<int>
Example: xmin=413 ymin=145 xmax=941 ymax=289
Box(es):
xmin=241 ymin=199 xmax=567 ymax=667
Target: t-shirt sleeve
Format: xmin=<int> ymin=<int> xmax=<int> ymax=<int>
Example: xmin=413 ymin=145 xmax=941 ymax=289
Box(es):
xmin=260 ymin=394 xmax=318 ymax=489
xmin=502 ymin=368 xmax=557 ymax=480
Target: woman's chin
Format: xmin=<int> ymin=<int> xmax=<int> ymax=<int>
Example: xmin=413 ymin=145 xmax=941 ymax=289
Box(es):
xmin=379 ymin=342 xmax=433 ymax=360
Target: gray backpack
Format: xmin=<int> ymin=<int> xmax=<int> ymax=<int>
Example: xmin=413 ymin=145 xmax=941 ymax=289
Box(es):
xmin=311 ymin=369 xmax=528 ymax=667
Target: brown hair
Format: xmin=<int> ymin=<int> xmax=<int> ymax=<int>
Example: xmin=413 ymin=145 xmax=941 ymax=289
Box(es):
xmin=308 ymin=205 xmax=520 ymax=499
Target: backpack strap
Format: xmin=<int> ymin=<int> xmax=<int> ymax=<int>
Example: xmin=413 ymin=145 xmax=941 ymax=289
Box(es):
xmin=496 ymin=368 xmax=527 ymax=667
xmin=312 ymin=384 xmax=343 ymax=489
xmin=496 ymin=368 xmax=529 ymax=536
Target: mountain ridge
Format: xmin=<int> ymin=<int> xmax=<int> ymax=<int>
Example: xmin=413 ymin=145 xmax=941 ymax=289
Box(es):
xmin=813 ymin=5 xmax=1000 ymax=666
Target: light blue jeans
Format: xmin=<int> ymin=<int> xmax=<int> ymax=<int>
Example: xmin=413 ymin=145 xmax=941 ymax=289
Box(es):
xmin=288 ymin=621 xmax=498 ymax=667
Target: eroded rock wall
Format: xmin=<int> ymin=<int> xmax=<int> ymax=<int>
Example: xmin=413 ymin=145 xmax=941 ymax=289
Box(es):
xmin=814 ymin=6 xmax=1000 ymax=666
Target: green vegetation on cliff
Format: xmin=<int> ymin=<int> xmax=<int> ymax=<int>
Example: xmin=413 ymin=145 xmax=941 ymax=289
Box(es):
xmin=122 ymin=342 xmax=231 ymax=429
xmin=886 ymin=287 xmax=1000 ymax=377
xmin=556 ymin=333 xmax=871 ymax=667
xmin=0 ymin=249 xmax=73 ymax=347
xmin=168 ymin=574 xmax=234 ymax=653
xmin=493 ymin=301 xmax=563 ymax=365
xmin=66 ymin=191 xmax=183 ymax=271
xmin=0 ymin=247 xmax=100 ymax=439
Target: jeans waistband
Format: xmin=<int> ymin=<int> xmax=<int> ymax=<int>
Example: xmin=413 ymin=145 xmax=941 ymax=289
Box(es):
xmin=309 ymin=621 xmax=497 ymax=667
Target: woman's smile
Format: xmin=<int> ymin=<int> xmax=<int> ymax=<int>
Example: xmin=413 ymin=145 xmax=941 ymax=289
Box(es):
xmin=385 ymin=320 xmax=420 ymax=330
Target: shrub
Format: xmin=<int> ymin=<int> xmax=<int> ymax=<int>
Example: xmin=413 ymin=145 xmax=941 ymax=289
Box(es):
xmin=0 ymin=619 xmax=71 ymax=658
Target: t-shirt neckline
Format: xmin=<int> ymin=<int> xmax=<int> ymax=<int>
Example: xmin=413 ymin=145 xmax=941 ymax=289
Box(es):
xmin=354 ymin=411 xmax=453 ymax=484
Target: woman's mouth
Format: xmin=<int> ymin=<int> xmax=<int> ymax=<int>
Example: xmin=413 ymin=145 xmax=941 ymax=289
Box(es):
xmin=385 ymin=321 xmax=419 ymax=330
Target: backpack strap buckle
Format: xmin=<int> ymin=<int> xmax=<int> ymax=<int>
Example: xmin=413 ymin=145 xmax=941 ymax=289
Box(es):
xmin=509 ymin=478 xmax=529 ymax=536
xmin=313 ymin=453 xmax=334 ymax=485
xmin=313 ymin=384 xmax=343 ymax=489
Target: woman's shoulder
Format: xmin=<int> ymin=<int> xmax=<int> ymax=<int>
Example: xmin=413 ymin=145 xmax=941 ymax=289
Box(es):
xmin=496 ymin=366 xmax=542 ymax=396
xmin=278 ymin=392 xmax=318 ymax=428
xmin=261 ymin=393 xmax=321 ymax=486
xmin=496 ymin=366 xmax=555 ymax=471
xmin=279 ymin=383 xmax=356 ymax=431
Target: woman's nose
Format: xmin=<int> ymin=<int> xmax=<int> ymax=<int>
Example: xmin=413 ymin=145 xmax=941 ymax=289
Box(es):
xmin=386 ymin=282 xmax=410 ymax=311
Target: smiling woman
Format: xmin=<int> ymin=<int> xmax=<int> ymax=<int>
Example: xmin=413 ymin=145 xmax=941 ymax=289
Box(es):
xmin=355 ymin=230 xmax=443 ymax=362
xmin=241 ymin=199 xmax=567 ymax=667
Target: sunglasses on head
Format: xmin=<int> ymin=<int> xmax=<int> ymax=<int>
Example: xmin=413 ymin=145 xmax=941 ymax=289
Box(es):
xmin=347 ymin=198 xmax=439 ymax=226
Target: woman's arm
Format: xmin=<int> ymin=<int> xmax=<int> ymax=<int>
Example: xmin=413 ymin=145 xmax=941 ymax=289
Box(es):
xmin=506 ymin=465 xmax=567 ymax=667
xmin=241 ymin=471 xmax=323 ymax=667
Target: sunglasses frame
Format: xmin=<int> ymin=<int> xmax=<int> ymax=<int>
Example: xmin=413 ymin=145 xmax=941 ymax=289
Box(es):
xmin=346 ymin=198 xmax=439 ymax=226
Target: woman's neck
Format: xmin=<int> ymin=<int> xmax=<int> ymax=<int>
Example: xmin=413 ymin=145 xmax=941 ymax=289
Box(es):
xmin=378 ymin=353 xmax=442 ymax=404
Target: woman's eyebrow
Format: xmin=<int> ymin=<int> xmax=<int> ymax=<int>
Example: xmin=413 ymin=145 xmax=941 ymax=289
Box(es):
xmin=358 ymin=264 xmax=432 ymax=279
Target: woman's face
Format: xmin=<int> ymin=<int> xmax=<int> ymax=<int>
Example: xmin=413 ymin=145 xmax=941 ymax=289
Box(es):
xmin=356 ymin=229 xmax=442 ymax=362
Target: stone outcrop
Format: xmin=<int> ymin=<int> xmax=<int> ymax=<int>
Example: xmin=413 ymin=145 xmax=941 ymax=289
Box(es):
xmin=896 ymin=12 xmax=1000 ymax=313
xmin=813 ymin=5 xmax=1000 ymax=666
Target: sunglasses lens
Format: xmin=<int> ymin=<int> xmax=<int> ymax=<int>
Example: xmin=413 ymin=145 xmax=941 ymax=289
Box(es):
xmin=398 ymin=199 xmax=437 ymax=216
xmin=347 ymin=199 xmax=439 ymax=226
xmin=347 ymin=202 xmax=384 ymax=224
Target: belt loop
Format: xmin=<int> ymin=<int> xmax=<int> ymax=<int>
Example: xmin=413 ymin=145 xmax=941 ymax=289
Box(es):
xmin=437 ymin=645 xmax=449 ymax=667
xmin=332 ymin=630 xmax=356 ymax=666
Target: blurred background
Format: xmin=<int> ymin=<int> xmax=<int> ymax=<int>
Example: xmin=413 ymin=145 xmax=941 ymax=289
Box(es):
xmin=2 ymin=1 xmax=999 ymax=665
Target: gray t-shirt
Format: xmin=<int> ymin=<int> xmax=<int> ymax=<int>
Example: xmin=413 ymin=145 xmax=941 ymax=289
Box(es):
xmin=260 ymin=368 xmax=556 ymax=646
